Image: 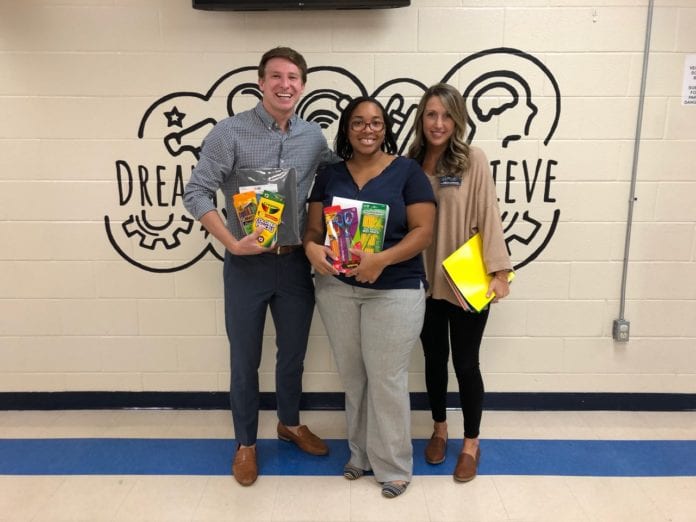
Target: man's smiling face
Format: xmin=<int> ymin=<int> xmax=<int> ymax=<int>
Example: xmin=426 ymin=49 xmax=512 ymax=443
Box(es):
xmin=258 ymin=57 xmax=305 ymax=122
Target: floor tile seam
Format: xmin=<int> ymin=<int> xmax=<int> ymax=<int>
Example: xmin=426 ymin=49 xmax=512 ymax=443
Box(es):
xmin=420 ymin=478 xmax=462 ymax=522
xmin=193 ymin=475 xmax=212 ymax=522
xmin=28 ymin=476 xmax=133 ymax=522
xmin=106 ymin=475 xmax=141 ymax=522
xmin=24 ymin=474 xmax=67 ymax=521
xmin=489 ymin=475 xmax=512 ymax=522
xmin=560 ymin=475 xmax=593 ymax=522
xmin=632 ymin=475 xmax=676 ymax=521
xmin=13 ymin=475 xmax=68 ymax=521
xmin=409 ymin=477 xmax=430 ymax=522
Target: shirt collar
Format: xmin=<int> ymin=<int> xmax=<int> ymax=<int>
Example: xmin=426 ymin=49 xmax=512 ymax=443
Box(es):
xmin=254 ymin=102 xmax=298 ymax=132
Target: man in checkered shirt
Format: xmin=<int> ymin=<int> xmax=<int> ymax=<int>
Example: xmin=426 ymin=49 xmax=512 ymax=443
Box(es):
xmin=184 ymin=47 xmax=337 ymax=487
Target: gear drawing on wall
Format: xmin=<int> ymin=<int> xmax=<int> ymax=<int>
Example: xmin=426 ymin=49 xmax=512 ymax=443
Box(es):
xmin=122 ymin=211 xmax=195 ymax=250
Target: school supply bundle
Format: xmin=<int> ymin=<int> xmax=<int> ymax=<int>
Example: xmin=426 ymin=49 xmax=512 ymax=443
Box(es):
xmin=233 ymin=189 xmax=286 ymax=247
xmin=231 ymin=168 xmax=299 ymax=245
xmin=441 ymin=232 xmax=515 ymax=312
xmin=325 ymin=197 xmax=389 ymax=272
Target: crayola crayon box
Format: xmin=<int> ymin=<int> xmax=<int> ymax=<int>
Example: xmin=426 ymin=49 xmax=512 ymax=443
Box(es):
xmin=254 ymin=191 xmax=285 ymax=247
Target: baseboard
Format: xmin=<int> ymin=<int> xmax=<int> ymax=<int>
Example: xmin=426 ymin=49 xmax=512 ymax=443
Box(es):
xmin=0 ymin=392 xmax=695 ymax=411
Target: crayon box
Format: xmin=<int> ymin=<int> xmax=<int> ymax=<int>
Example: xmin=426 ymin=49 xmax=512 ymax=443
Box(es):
xmin=254 ymin=191 xmax=285 ymax=247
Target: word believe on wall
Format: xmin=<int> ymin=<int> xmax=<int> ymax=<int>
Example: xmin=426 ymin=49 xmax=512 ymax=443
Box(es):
xmin=106 ymin=47 xmax=561 ymax=273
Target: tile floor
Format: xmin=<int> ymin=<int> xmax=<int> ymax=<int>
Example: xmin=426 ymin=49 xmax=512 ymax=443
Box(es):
xmin=0 ymin=409 xmax=695 ymax=522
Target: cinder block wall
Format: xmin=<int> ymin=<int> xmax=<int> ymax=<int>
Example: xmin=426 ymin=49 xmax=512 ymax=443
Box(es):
xmin=0 ymin=0 xmax=694 ymax=395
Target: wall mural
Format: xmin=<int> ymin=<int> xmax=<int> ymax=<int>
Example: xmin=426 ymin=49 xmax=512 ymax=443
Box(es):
xmin=105 ymin=47 xmax=561 ymax=273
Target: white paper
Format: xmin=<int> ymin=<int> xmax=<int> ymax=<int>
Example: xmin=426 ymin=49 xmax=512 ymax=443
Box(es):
xmin=682 ymin=54 xmax=696 ymax=105
xmin=239 ymin=183 xmax=278 ymax=195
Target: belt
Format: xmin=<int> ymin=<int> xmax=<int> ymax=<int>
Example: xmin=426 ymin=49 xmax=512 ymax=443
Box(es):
xmin=269 ymin=244 xmax=303 ymax=255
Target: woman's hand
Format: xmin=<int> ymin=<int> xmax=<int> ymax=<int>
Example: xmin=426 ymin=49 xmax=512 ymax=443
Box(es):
xmin=305 ymin=241 xmax=339 ymax=276
xmin=346 ymin=248 xmax=387 ymax=284
xmin=487 ymin=271 xmax=511 ymax=303
xmin=303 ymin=202 xmax=339 ymax=275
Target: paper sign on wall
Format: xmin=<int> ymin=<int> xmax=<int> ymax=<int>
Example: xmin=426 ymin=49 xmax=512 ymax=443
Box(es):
xmin=682 ymin=54 xmax=696 ymax=106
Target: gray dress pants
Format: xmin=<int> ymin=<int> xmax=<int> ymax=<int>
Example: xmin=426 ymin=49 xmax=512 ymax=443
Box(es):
xmin=315 ymin=274 xmax=425 ymax=482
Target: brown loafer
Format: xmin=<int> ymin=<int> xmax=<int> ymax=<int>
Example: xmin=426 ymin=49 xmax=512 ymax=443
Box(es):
xmin=453 ymin=448 xmax=480 ymax=482
xmin=424 ymin=433 xmax=447 ymax=464
xmin=232 ymin=444 xmax=257 ymax=486
xmin=277 ymin=422 xmax=329 ymax=456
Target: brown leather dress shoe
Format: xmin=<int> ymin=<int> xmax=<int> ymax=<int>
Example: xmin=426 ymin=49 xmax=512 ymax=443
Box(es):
xmin=277 ymin=422 xmax=329 ymax=456
xmin=232 ymin=445 xmax=257 ymax=486
xmin=453 ymin=448 xmax=480 ymax=482
xmin=424 ymin=433 xmax=447 ymax=464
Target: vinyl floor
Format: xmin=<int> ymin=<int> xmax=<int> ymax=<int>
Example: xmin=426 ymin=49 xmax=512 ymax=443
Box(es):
xmin=1 ymin=409 xmax=695 ymax=521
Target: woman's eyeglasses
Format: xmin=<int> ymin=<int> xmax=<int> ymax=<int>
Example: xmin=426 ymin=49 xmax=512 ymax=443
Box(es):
xmin=349 ymin=120 xmax=385 ymax=132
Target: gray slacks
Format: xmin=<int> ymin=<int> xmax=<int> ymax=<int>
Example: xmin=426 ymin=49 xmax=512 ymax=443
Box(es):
xmin=315 ymin=274 xmax=425 ymax=482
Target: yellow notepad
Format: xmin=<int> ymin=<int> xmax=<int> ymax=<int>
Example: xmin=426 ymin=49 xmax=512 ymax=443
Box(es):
xmin=441 ymin=233 xmax=515 ymax=313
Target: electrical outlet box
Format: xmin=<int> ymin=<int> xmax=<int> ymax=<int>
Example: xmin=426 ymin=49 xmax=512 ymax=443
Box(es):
xmin=613 ymin=319 xmax=630 ymax=342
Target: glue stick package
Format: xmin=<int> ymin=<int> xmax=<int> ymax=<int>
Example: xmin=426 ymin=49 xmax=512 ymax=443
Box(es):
xmin=253 ymin=191 xmax=285 ymax=247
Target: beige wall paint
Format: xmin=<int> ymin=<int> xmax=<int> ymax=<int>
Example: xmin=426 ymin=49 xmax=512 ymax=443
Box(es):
xmin=0 ymin=0 xmax=694 ymax=394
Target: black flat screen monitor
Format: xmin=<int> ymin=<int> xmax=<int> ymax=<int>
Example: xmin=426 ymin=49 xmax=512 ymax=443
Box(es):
xmin=193 ymin=0 xmax=410 ymax=10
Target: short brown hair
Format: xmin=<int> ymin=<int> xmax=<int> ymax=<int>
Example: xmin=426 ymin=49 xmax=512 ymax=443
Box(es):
xmin=258 ymin=47 xmax=308 ymax=84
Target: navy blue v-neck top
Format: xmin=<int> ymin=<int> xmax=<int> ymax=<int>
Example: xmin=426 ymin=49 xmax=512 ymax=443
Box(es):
xmin=308 ymin=156 xmax=436 ymax=290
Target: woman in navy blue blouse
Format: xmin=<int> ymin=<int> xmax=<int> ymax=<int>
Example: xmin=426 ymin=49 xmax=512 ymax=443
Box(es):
xmin=303 ymin=96 xmax=436 ymax=498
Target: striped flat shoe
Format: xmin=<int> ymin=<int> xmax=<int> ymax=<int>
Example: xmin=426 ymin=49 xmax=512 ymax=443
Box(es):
xmin=381 ymin=481 xmax=409 ymax=498
xmin=343 ymin=463 xmax=365 ymax=480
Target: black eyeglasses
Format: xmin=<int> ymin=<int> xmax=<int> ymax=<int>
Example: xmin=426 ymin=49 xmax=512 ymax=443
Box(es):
xmin=349 ymin=120 xmax=385 ymax=132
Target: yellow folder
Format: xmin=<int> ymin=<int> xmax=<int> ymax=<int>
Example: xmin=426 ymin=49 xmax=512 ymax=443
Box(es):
xmin=441 ymin=233 xmax=515 ymax=313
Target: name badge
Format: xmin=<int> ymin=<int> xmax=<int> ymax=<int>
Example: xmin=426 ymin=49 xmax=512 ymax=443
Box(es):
xmin=439 ymin=175 xmax=461 ymax=187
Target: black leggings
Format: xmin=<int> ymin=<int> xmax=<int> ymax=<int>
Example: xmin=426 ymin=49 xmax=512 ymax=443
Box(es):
xmin=419 ymin=297 xmax=489 ymax=439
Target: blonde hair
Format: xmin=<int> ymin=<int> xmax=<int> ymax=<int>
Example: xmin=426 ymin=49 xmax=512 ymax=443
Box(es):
xmin=407 ymin=83 xmax=470 ymax=177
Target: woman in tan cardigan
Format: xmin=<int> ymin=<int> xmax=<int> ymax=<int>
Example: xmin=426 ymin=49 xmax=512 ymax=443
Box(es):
xmin=408 ymin=83 xmax=513 ymax=482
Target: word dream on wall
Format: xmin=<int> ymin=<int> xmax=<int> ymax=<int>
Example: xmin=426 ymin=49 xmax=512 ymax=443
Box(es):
xmin=106 ymin=48 xmax=561 ymax=273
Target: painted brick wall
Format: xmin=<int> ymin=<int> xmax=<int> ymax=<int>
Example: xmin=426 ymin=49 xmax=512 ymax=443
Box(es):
xmin=0 ymin=0 xmax=694 ymax=394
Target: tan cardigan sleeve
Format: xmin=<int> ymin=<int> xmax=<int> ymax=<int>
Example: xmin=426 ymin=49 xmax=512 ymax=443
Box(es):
xmin=470 ymin=148 xmax=513 ymax=275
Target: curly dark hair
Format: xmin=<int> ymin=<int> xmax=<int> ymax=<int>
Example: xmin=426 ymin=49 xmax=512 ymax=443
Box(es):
xmin=334 ymin=96 xmax=398 ymax=160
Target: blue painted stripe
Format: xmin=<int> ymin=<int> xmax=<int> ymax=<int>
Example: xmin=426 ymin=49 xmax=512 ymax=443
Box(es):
xmin=1 ymin=438 xmax=694 ymax=477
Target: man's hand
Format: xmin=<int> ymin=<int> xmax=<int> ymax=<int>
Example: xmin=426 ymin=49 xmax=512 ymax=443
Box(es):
xmin=229 ymin=227 xmax=271 ymax=256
